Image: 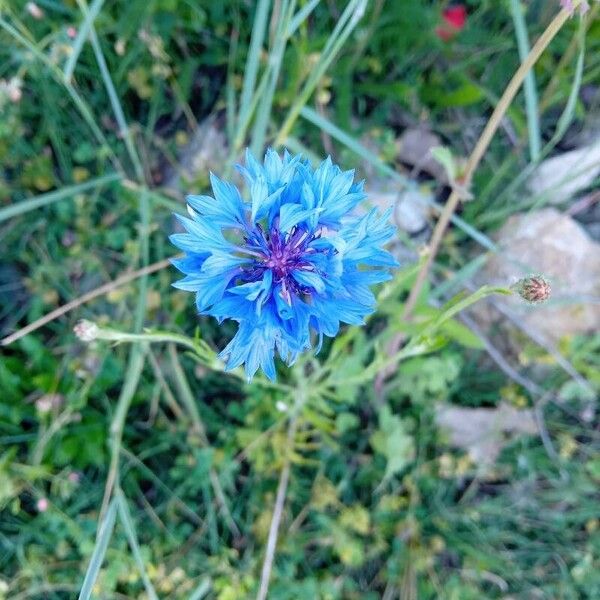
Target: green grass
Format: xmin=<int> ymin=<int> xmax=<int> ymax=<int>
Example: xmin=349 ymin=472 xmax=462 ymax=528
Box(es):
xmin=1 ymin=1 xmax=599 ymax=599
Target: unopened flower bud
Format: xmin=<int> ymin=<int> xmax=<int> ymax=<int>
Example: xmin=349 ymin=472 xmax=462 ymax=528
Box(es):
xmin=512 ymin=275 xmax=551 ymax=304
xmin=74 ymin=319 xmax=99 ymax=341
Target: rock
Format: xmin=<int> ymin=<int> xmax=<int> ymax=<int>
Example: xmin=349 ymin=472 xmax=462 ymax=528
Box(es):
xmin=366 ymin=183 xmax=431 ymax=263
xmin=435 ymin=402 xmax=537 ymax=466
xmin=366 ymin=180 xmax=434 ymax=235
xmin=483 ymin=208 xmax=600 ymax=341
xmin=394 ymin=187 xmax=431 ymax=234
xmin=397 ymin=128 xmax=449 ymax=184
xmin=368 ymin=185 xmax=432 ymax=235
xmin=527 ymin=141 xmax=600 ymax=205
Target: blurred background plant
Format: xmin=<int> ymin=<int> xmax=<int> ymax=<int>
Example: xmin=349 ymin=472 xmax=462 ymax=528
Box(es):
xmin=1 ymin=1 xmax=599 ymax=599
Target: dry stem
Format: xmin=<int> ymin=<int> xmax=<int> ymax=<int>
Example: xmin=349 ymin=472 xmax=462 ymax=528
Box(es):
xmin=375 ymin=7 xmax=572 ymax=391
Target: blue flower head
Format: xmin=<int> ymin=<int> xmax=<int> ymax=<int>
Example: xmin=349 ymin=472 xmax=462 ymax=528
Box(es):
xmin=170 ymin=149 xmax=398 ymax=381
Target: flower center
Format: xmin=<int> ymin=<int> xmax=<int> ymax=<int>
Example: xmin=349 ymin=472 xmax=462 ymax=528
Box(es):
xmin=239 ymin=225 xmax=325 ymax=299
xmin=265 ymin=246 xmax=300 ymax=279
xmin=262 ymin=227 xmax=311 ymax=281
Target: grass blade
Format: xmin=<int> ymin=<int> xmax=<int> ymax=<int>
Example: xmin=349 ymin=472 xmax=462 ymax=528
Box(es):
xmin=188 ymin=578 xmax=212 ymax=600
xmin=100 ymin=344 xmax=147 ymax=517
xmin=238 ymin=0 xmax=271 ymax=132
xmin=546 ymin=15 xmax=586 ymax=150
xmin=78 ymin=0 xmax=145 ymax=181
xmin=274 ymin=0 xmax=367 ymax=146
xmin=116 ymin=491 xmax=160 ymax=600
xmin=299 ymin=106 xmax=408 ymax=182
xmin=509 ymin=0 xmax=541 ymax=162
xmin=74 ymin=2 xmax=151 ymax=472
xmin=231 ymin=66 xmax=271 ymax=158
xmin=64 ymin=0 xmax=106 ymax=81
xmin=226 ymin=26 xmax=240 ymax=145
xmin=250 ymin=0 xmax=296 ymax=155
xmin=77 ymin=498 xmax=118 ymax=600
xmin=0 ymin=173 xmax=120 ymax=223
xmin=288 ymin=0 xmax=320 ymax=36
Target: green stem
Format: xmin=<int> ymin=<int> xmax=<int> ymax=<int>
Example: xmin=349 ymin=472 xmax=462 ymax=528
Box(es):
xmin=89 ymin=324 xmax=202 ymax=354
xmin=99 ymin=345 xmax=146 ymax=519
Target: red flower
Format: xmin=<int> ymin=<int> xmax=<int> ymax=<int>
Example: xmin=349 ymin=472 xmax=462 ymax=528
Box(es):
xmin=436 ymin=4 xmax=467 ymax=41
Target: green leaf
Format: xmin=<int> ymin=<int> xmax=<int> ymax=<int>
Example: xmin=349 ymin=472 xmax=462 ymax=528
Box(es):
xmin=440 ymin=319 xmax=484 ymax=349
xmin=437 ymin=82 xmax=485 ymax=107
xmin=370 ymin=406 xmax=415 ymax=482
xmin=430 ymin=146 xmax=457 ymax=181
xmin=335 ymin=412 xmax=359 ymax=434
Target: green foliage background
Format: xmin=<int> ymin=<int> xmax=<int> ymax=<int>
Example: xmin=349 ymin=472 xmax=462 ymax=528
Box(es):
xmin=1 ymin=1 xmax=599 ymax=598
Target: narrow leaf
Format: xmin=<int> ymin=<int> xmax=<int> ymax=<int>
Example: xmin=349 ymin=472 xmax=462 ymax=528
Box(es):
xmin=78 ymin=498 xmax=118 ymax=600
xmin=116 ymin=491 xmax=160 ymax=600
xmin=0 ymin=173 xmax=120 ymax=223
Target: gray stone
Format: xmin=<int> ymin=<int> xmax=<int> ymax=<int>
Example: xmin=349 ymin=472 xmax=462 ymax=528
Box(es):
xmin=435 ymin=402 xmax=537 ymax=467
xmin=394 ymin=187 xmax=431 ymax=234
xmin=527 ymin=141 xmax=600 ymax=206
xmin=396 ymin=128 xmax=449 ymax=183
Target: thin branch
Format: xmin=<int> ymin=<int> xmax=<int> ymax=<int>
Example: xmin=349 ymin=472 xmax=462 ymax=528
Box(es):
xmin=402 ymin=7 xmax=571 ymax=324
xmin=458 ymin=312 xmax=541 ymax=396
xmin=458 ymin=311 xmax=562 ymax=467
xmin=256 ymin=388 xmax=306 ymax=600
xmin=1 ymin=257 xmax=173 ymax=346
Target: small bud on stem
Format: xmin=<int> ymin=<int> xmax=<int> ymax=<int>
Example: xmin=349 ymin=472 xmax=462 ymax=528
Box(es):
xmin=511 ymin=275 xmax=551 ymax=304
xmin=74 ymin=319 xmax=99 ymax=341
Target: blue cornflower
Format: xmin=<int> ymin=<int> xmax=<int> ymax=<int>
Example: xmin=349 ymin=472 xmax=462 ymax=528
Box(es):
xmin=170 ymin=149 xmax=398 ymax=381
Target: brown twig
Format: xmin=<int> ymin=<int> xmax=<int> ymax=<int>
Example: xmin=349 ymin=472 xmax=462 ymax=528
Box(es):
xmin=403 ymin=7 xmax=571 ymax=324
xmin=1 ymin=257 xmax=174 ymax=347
